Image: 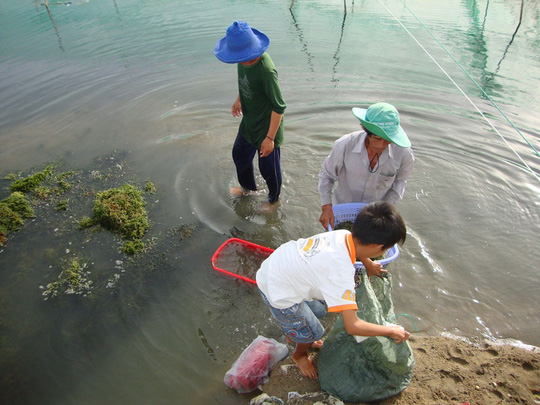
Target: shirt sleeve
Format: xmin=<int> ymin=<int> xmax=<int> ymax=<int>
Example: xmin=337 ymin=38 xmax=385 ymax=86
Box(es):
xmin=322 ymin=276 xmax=358 ymax=313
xmin=383 ymin=147 xmax=415 ymax=204
xmin=318 ymin=256 xmax=358 ymax=312
xmin=318 ymin=139 xmax=346 ymax=206
xmin=262 ymin=69 xmax=286 ymax=115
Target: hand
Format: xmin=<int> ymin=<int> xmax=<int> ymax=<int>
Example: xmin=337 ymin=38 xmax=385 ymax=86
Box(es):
xmin=364 ymin=259 xmax=387 ymax=281
xmin=388 ymin=326 xmax=410 ymax=343
xmin=259 ymin=137 xmax=274 ymax=158
xmin=231 ymin=98 xmax=242 ymax=117
xmin=319 ymin=204 xmax=335 ymax=229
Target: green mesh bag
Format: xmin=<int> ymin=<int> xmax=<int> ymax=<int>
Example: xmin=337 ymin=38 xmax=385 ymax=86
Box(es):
xmin=318 ymin=273 xmax=414 ymax=403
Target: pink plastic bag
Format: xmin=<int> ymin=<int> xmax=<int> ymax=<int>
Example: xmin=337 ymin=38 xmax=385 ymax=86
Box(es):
xmin=224 ymin=336 xmax=289 ymax=393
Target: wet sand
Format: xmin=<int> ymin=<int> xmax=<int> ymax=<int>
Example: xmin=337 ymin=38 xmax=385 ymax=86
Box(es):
xmin=260 ymin=334 xmax=540 ymax=404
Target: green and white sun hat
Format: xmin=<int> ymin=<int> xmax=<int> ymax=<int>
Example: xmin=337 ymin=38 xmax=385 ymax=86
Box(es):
xmin=352 ymin=103 xmax=411 ymax=148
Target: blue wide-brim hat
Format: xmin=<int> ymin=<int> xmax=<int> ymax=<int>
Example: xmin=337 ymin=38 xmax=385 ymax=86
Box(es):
xmin=352 ymin=103 xmax=411 ymax=148
xmin=214 ymin=21 xmax=270 ymax=64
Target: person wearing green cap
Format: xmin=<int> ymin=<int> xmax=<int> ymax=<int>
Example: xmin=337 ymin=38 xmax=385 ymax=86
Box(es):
xmin=214 ymin=21 xmax=287 ymax=214
xmin=318 ymin=102 xmax=414 ymax=233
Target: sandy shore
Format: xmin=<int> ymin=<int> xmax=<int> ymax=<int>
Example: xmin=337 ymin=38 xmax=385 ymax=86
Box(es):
xmin=259 ymin=334 xmax=540 ymax=404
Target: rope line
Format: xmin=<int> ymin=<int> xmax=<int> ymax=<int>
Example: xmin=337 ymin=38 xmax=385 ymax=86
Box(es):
xmin=399 ymin=0 xmax=537 ymax=156
xmin=376 ymin=0 xmax=540 ymax=183
xmin=388 ymin=313 xmax=419 ymax=331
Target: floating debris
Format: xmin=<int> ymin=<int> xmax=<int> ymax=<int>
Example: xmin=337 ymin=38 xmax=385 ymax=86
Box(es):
xmin=40 ymin=257 xmax=93 ymax=300
xmin=171 ymin=224 xmax=196 ymax=241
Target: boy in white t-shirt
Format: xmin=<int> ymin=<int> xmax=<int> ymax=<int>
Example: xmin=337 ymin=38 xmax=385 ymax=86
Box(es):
xmin=256 ymin=201 xmax=410 ymax=379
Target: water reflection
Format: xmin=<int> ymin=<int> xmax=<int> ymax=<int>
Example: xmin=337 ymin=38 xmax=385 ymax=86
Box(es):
xmin=331 ymin=3 xmax=348 ymax=83
xmin=290 ymin=0 xmax=349 ymax=12
xmin=462 ymin=0 xmax=540 ymax=163
xmin=393 ymin=0 xmax=539 ymax=169
xmin=482 ymin=0 xmax=524 ymax=89
xmin=110 ymin=0 xmax=130 ymax=68
xmin=289 ymin=0 xmax=350 ymax=81
xmin=40 ymin=0 xmax=65 ymax=51
xmin=289 ymin=8 xmax=315 ymax=72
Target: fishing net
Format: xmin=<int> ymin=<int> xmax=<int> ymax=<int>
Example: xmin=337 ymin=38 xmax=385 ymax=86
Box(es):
xmin=318 ymin=273 xmax=414 ymax=403
xmin=212 ymin=238 xmax=274 ymax=284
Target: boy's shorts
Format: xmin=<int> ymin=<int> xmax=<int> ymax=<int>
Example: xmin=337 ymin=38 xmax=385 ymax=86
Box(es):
xmin=260 ymin=291 xmax=327 ymax=344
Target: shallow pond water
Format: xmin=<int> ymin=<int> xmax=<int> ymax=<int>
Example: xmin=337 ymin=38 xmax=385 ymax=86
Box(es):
xmin=1 ymin=0 xmax=539 ymax=403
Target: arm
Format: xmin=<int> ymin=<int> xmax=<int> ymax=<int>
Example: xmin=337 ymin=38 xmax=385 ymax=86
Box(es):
xmin=341 ymin=309 xmax=410 ymax=343
xmin=259 ymin=111 xmax=283 ymax=158
xmin=383 ymin=149 xmax=415 ymax=204
xmin=318 ymin=143 xmax=345 ymax=227
xmin=231 ymin=95 xmax=242 ymax=117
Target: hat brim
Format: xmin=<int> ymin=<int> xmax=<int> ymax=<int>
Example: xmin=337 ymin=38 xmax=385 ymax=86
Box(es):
xmin=352 ymin=107 xmax=411 ymax=148
xmin=213 ymin=28 xmax=270 ymax=64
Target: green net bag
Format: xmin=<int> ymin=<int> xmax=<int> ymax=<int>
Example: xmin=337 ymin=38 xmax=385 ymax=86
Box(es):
xmin=318 ymin=273 xmax=414 ymax=403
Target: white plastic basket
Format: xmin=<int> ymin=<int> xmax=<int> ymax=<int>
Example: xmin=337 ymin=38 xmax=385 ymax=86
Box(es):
xmin=330 ymin=203 xmax=400 ymax=270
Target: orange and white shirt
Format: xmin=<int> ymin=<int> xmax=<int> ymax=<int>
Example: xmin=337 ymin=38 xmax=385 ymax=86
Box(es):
xmin=256 ymin=230 xmax=358 ymax=312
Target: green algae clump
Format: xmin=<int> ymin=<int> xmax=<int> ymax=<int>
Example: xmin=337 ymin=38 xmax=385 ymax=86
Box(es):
xmin=80 ymin=184 xmax=149 ymax=254
xmin=93 ymin=184 xmax=149 ymax=239
xmin=78 ymin=216 xmax=95 ymax=229
xmin=0 ymin=192 xmax=35 ymax=245
xmin=56 ymin=200 xmax=68 ymax=211
xmin=144 ymin=181 xmax=156 ymax=194
xmin=10 ymin=167 xmax=52 ymax=193
xmin=335 ymin=220 xmax=353 ymax=231
xmin=33 ymin=185 xmax=58 ymax=200
xmin=122 ymin=239 xmax=145 ymax=255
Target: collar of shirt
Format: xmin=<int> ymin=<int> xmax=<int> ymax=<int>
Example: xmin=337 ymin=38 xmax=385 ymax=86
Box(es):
xmin=351 ymin=130 xmax=394 ymax=164
xmin=345 ymin=233 xmax=356 ymax=264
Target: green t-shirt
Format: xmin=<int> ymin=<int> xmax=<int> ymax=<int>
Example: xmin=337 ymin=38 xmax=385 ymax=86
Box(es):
xmin=237 ymin=53 xmax=287 ymax=148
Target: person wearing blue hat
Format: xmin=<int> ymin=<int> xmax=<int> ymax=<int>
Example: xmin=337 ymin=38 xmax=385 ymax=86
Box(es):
xmin=318 ymin=102 xmax=414 ymax=231
xmin=214 ymin=21 xmax=287 ymax=214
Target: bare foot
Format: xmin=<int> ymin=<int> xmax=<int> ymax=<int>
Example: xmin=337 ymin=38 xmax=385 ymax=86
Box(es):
xmin=230 ymin=186 xmax=248 ymax=196
xmin=230 ymin=186 xmax=261 ymax=197
xmin=292 ymin=354 xmax=318 ymax=379
xmin=291 ymin=342 xmax=318 ymax=378
xmin=257 ymin=201 xmax=280 ymax=214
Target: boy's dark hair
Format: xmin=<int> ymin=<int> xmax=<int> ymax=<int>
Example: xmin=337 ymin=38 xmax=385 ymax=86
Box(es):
xmin=351 ymin=202 xmax=406 ymax=249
